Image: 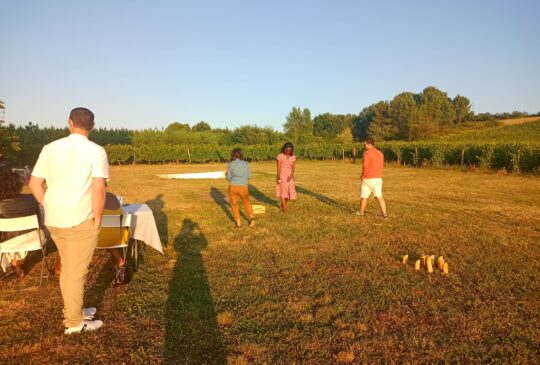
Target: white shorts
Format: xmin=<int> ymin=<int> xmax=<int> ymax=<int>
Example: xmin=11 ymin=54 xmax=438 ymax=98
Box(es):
xmin=361 ymin=178 xmax=383 ymax=199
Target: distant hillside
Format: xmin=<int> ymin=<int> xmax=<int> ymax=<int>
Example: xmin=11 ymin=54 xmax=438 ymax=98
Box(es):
xmin=433 ymin=119 xmax=540 ymax=143
xmin=498 ymin=116 xmax=540 ymax=126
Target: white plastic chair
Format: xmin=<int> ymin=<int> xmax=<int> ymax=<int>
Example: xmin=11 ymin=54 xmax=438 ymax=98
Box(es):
xmin=0 ymin=214 xmax=48 ymax=285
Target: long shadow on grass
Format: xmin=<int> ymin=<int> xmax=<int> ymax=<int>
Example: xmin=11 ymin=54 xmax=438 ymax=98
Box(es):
xmin=164 ymin=219 xmax=227 ymax=364
xmin=296 ymin=185 xmax=347 ymax=210
xmin=248 ymin=184 xmax=280 ymax=208
xmin=145 ymin=193 xmax=168 ymax=247
xmin=83 ymin=255 xmax=115 ymax=309
xmin=210 ymin=187 xmax=247 ymax=223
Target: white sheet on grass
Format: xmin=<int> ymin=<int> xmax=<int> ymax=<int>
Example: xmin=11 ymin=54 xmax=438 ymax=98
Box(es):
xmin=157 ymin=171 xmax=226 ymax=179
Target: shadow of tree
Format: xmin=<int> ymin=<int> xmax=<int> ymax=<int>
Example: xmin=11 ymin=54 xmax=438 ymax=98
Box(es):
xmin=145 ymin=194 xmax=168 ymax=247
xmin=248 ymin=184 xmax=280 ymax=208
xmin=210 ymin=187 xmax=247 ymax=223
xmin=296 ymin=185 xmax=347 ymax=210
xmin=164 ymin=219 xmax=227 ymax=364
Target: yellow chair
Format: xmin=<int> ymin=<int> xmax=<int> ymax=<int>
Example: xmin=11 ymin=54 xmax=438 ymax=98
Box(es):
xmin=96 ymin=208 xmax=132 ymax=261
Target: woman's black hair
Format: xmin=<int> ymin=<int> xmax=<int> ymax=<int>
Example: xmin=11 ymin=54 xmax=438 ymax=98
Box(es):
xmin=230 ymin=148 xmax=245 ymax=161
xmin=0 ymin=170 xmax=23 ymax=200
xmin=280 ymin=142 xmax=294 ymax=155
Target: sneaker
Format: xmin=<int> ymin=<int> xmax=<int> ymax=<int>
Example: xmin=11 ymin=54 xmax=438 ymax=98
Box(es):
xmin=64 ymin=320 xmax=103 ymax=335
xmin=352 ymin=211 xmax=365 ymax=216
xmin=83 ymin=307 xmax=97 ymax=320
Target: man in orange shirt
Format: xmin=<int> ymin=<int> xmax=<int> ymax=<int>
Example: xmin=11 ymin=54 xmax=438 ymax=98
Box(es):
xmin=356 ymin=137 xmax=387 ymax=218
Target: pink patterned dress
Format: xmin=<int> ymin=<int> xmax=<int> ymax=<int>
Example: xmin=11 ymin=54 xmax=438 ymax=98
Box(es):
xmin=276 ymin=153 xmax=297 ymax=200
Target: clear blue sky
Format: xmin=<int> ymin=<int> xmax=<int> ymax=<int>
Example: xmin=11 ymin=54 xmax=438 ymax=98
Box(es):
xmin=1 ymin=0 xmax=539 ymax=130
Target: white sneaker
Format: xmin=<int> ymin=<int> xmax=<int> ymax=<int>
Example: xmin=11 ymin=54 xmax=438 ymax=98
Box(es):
xmin=83 ymin=307 xmax=97 ymax=319
xmin=64 ymin=320 xmax=103 ymax=335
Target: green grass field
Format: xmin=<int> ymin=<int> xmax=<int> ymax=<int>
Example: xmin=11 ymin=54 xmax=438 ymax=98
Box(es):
xmin=1 ymin=162 xmax=539 ymax=364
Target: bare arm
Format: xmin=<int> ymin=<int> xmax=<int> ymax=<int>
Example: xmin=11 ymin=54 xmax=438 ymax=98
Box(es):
xmin=361 ymin=152 xmax=368 ymax=180
xmin=288 ymin=160 xmax=296 ymax=182
xmin=92 ymin=177 xmax=107 ymax=229
xmin=29 ymin=176 xmax=46 ymax=205
xmin=276 ymin=159 xmax=282 ymax=183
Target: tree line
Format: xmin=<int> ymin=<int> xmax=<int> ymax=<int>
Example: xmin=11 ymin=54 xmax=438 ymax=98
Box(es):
xmin=1 ymin=86 xmax=538 ymax=166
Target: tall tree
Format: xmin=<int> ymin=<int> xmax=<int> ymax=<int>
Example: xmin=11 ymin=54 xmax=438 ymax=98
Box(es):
xmin=367 ymin=101 xmax=399 ymax=140
xmin=388 ymin=92 xmax=418 ymax=139
xmin=452 ymin=95 xmax=472 ymax=124
xmin=313 ymin=113 xmax=355 ymax=141
xmin=0 ymin=100 xmax=21 ymax=162
xmin=352 ymin=105 xmax=376 ymax=141
xmin=192 ymin=121 xmax=212 ymax=132
xmin=231 ymin=125 xmax=282 ymax=145
xmin=165 ymin=122 xmax=191 ymax=133
xmin=283 ymin=107 xmax=313 ymax=143
xmin=0 ymin=100 xmax=4 ymax=124
xmin=420 ymin=86 xmax=456 ymax=130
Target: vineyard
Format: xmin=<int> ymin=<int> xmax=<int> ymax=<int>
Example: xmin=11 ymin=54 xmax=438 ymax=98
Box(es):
xmin=434 ymin=118 xmax=540 ymax=142
xmin=5 ymin=120 xmax=540 ymax=173
xmin=100 ymin=142 xmax=539 ymax=173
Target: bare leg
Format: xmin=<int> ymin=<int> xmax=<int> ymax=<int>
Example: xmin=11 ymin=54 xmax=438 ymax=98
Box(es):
xmin=282 ymin=198 xmax=289 ymax=213
xmin=109 ymin=248 xmax=125 ymax=268
xmin=279 ymin=198 xmax=287 ymax=213
xmin=11 ymin=259 xmax=25 ymax=279
xmin=376 ymin=196 xmax=387 ymax=216
xmin=360 ymin=198 xmax=368 ymax=215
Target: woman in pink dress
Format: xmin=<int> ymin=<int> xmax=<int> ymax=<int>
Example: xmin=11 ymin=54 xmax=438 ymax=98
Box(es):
xmin=276 ymin=142 xmax=297 ymax=213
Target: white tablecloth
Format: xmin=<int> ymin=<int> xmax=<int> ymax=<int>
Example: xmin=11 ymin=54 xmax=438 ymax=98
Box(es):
xmin=122 ymin=204 xmax=163 ymax=254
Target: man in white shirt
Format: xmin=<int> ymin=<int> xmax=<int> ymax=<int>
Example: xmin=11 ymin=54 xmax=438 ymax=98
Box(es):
xmin=29 ymin=107 xmax=108 ymax=334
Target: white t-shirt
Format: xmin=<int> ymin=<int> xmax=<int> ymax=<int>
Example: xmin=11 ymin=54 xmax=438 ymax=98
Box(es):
xmin=32 ymin=133 xmax=109 ymax=228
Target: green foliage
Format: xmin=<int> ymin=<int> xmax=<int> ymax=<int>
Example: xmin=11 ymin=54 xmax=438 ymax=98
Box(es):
xmin=165 ymin=122 xmax=191 ymax=133
xmin=477 ymin=145 xmax=495 ymax=170
xmin=367 ymin=101 xmax=400 ymax=141
xmin=452 ymin=95 xmax=472 ymax=124
xmin=352 ymin=105 xmax=375 ymax=141
xmin=283 ymin=107 xmax=313 ymax=143
xmin=90 ymin=128 xmax=132 ymax=145
xmin=421 ymin=86 xmax=456 ymax=129
xmin=313 ymin=113 xmax=354 ymax=141
xmin=0 ymin=121 xmax=21 ymax=161
xmin=192 ymin=121 xmax=212 ymax=132
xmin=472 ymin=110 xmax=533 ymax=122
xmin=99 ymin=142 xmax=540 ymax=173
xmin=354 ymin=87 xmax=470 ymax=141
xmin=231 ymin=125 xmax=282 ymax=145
xmin=388 ymin=92 xmax=417 ymax=139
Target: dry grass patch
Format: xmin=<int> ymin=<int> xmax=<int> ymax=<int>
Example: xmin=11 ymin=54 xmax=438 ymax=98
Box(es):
xmin=1 ymin=161 xmax=539 ymax=364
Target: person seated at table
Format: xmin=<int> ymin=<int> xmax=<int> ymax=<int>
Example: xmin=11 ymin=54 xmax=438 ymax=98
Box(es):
xmin=54 ymin=192 xmax=129 ymax=285
xmin=0 ymin=161 xmax=42 ymax=279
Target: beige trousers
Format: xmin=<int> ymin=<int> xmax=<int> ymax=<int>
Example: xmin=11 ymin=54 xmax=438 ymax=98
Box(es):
xmin=48 ymin=219 xmax=99 ymax=328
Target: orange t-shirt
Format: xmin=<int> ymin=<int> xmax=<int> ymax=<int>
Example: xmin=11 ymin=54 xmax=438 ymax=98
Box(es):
xmin=362 ymin=147 xmax=384 ymax=179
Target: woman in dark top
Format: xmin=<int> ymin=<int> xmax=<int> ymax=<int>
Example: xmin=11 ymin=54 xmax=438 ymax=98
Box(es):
xmin=0 ymin=162 xmax=41 ymax=278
